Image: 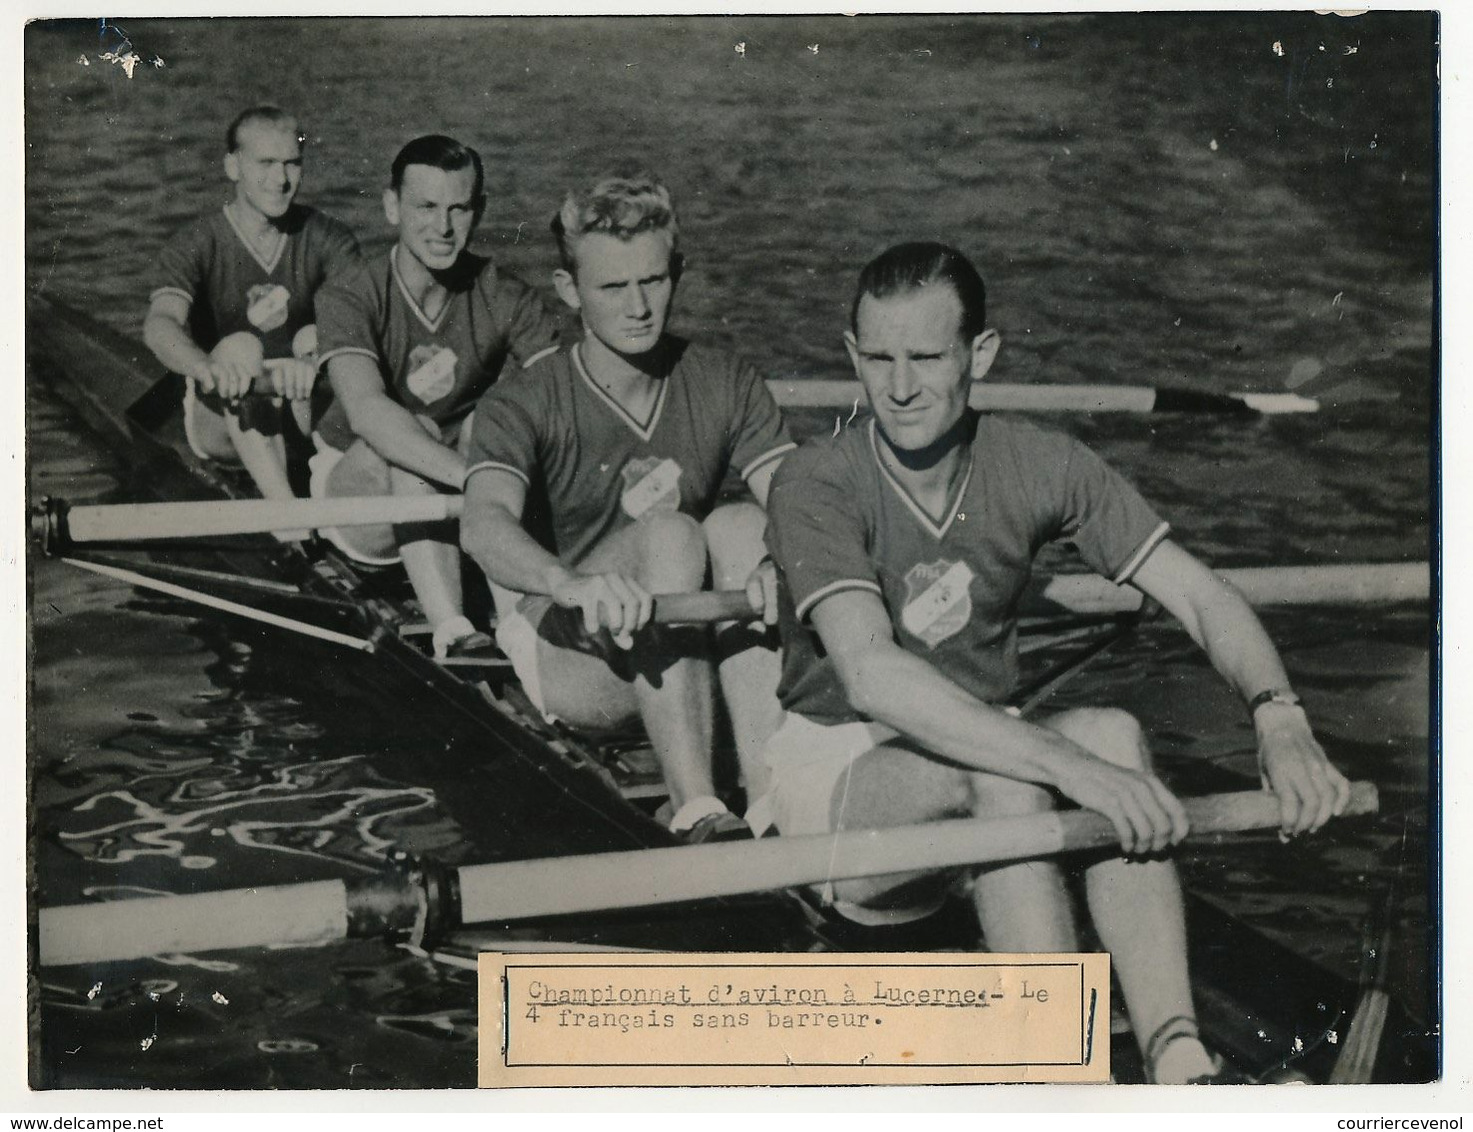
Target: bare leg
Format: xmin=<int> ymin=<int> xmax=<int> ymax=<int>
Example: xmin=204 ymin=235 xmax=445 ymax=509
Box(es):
xmin=390 ymin=459 xmax=470 ymax=648
xmin=531 ymin=637 xmax=642 ymax=731
xmin=315 ymin=418 xmax=475 ymax=652
xmin=1045 ymin=707 xmax=1214 ymax=1083
xmin=623 ymin=511 xmax=715 ymax=810
xmin=318 ymin=439 xmax=399 ymax=563
xmin=189 ymin=346 xmax=302 ymax=541
xmin=966 ymin=773 xmax=1079 ymax=952
xmin=223 ymin=409 xmax=308 ymax=542
xmin=704 ymin=502 xmax=782 ymax=800
xmin=182 ymin=394 xmax=238 ymax=462
xmin=530 ymin=512 xmax=720 ymax=816
xmin=821 ymin=743 xmax=974 ymax=913
xmin=815 ymin=728 xmax=1076 ymax=947
xmin=289 ymin=397 xmax=313 ymax=436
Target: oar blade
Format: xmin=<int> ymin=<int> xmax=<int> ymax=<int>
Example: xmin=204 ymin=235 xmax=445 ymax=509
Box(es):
xmin=40 ymin=880 xmax=352 ymax=967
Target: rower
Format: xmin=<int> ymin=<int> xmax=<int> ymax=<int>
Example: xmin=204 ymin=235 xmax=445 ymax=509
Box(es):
xmin=460 ymin=170 xmax=796 ymax=841
xmin=755 ymin=242 xmax=1353 ymax=1083
xmin=142 ymin=105 xmax=360 ymax=541
xmin=311 ymin=135 xmax=562 ymax=658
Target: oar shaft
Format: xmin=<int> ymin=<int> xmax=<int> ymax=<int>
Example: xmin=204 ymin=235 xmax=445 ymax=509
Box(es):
xmin=40 ymin=494 xmax=465 ymax=546
xmin=455 ymin=783 xmax=1376 ymax=923
xmin=766 ymin=380 xmax=1318 ymax=415
xmin=1224 ymin=563 xmax=1431 ymax=607
xmin=1036 ymin=563 xmax=1430 ymax=615
xmin=62 ymin=557 xmax=375 ymax=652
xmin=683 ymin=562 xmax=1429 ymax=622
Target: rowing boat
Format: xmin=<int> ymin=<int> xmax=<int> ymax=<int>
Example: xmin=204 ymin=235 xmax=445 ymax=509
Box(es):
xmin=26 ymin=294 xmax=1434 ymax=1084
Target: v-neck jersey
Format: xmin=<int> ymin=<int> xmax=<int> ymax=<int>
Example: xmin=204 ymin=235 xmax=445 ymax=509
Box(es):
xmin=465 ymin=336 xmax=795 ymax=567
xmin=766 ymin=411 xmax=1170 ymax=722
xmin=150 ymin=203 xmax=360 ymax=360
xmin=221 ymin=204 xmax=289 ymax=274
xmin=313 ymin=249 xmax=562 ymax=450
xmin=570 ymin=344 xmax=670 ymax=440
xmin=869 ymin=422 xmax=976 ymax=540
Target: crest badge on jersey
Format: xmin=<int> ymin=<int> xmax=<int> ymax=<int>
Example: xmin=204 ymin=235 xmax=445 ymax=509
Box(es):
xmin=900 ymin=559 xmax=976 ymax=649
xmin=245 ymin=283 xmax=291 ymax=333
xmin=620 ymin=456 xmax=683 ymax=519
xmin=405 ymin=344 xmax=459 ymax=406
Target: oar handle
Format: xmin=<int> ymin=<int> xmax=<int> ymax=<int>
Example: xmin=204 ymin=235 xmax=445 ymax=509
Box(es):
xmin=222 ymin=358 xmax=317 ymax=400
xmin=652 ymin=590 xmax=756 ymax=623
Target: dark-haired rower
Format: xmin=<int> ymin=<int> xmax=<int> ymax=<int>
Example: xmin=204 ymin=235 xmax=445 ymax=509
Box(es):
xmin=144 ymin=105 xmax=360 ymax=538
xmin=758 ymin=242 xmax=1351 ymax=1082
xmin=311 ymin=135 xmax=561 ymax=657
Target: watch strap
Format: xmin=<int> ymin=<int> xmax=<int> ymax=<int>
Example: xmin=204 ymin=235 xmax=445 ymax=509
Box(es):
xmin=1248 ymin=688 xmax=1302 ymax=713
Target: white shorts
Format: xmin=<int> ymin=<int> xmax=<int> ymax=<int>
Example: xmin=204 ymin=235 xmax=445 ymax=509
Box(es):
xmin=748 ymin=712 xmax=898 ymax=839
xmin=748 ymin=713 xmax=955 ymax=927
xmin=181 ymin=377 xmax=211 ymax=461
xmin=306 ymin=435 xmax=402 ymax=568
xmin=493 ymin=590 xmax=554 ymax=722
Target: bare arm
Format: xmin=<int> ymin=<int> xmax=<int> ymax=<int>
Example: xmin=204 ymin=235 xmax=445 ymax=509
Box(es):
xmin=461 ymin=467 xmax=651 ymax=639
xmin=1129 ymin=539 xmax=1351 ymax=833
xmin=327 ymin=353 xmax=466 ymax=489
xmin=143 ymin=294 xmax=212 ymax=383
xmin=738 ymin=457 xmax=784 ymax=623
xmin=810 ymin=589 xmax=1187 ymax=853
xmin=746 ymin=459 xmax=780 ymax=510
xmin=143 ymin=293 xmax=267 ymax=398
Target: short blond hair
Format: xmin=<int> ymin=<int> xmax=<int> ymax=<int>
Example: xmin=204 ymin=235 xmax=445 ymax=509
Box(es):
xmin=551 ymin=170 xmax=678 ymax=274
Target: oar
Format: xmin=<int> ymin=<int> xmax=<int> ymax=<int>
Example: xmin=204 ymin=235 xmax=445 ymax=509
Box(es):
xmin=33 ymin=494 xmax=465 ymax=551
xmin=1328 ymin=819 xmax=1407 ymax=1084
xmin=767 ymin=380 xmax=1319 ymax=415
xmin=62 ymin=557 xmax=377 ymax=652
xmin=1282 ymin=357 xmax=1402 ymax=409
xmin=39 ymin=782 xmax=1377 ymax=967
xmin=590 ymin=562 xmax=1428 ymax=624
xmin=1012 ymin=615 xmax=1142 ymax=716
xmin=122 ymin=348 xmax=320 ymax=428
xmin=34 ymin=500 xmax=1430 ymax=615
xmin=1328 ymin=887 xmax=1396 ymax=1083
xmin=58 ymin=556 xmax=757 ymax=649
xmin=1032 ymin=562 xmax=1430 ymax=614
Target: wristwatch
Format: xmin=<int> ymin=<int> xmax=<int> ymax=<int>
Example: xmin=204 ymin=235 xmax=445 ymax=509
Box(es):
xmin=1248 ymin=688 xmax=1303 ymax=713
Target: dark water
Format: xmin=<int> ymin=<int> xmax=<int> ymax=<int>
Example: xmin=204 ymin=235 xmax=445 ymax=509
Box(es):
xmin=26 ymin=14 xmax=1436 ymax=1087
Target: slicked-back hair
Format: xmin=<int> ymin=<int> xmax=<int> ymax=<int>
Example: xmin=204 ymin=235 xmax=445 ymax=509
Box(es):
xmin=390 ymin=135 xmax=485 ymax=201
xmin=225 ymin=105 xmax=303 ymax=153
xmin=851 ymin=242 xmax=988 ymax=344
xmin=551 ymin=170 xmax=679 ymax=275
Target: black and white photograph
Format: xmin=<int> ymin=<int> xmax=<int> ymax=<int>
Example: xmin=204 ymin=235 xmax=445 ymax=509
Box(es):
xmin=22 ymin=9 xmax=1439 ymax=1098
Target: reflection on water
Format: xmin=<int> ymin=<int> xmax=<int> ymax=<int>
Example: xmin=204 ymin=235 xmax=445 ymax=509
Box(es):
xmin=30 ymin=383 xmax=483 ymax=1087
xmin=27 ymin=13 xmax=1433 ymax=1087
xmin=57 ymin=754 xmax=437 ymax=873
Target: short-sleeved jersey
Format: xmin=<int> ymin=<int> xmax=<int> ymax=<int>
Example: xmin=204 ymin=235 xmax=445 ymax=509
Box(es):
xmin=313 ymin=247 xmax=562 ymax=450
xmin=766 ymin=412 xmax=1169 ymax=724
xmin=150 ymin=204 xmax=360 ymax=359
xmin=465 ymin=337 xmax=796 ymax=566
